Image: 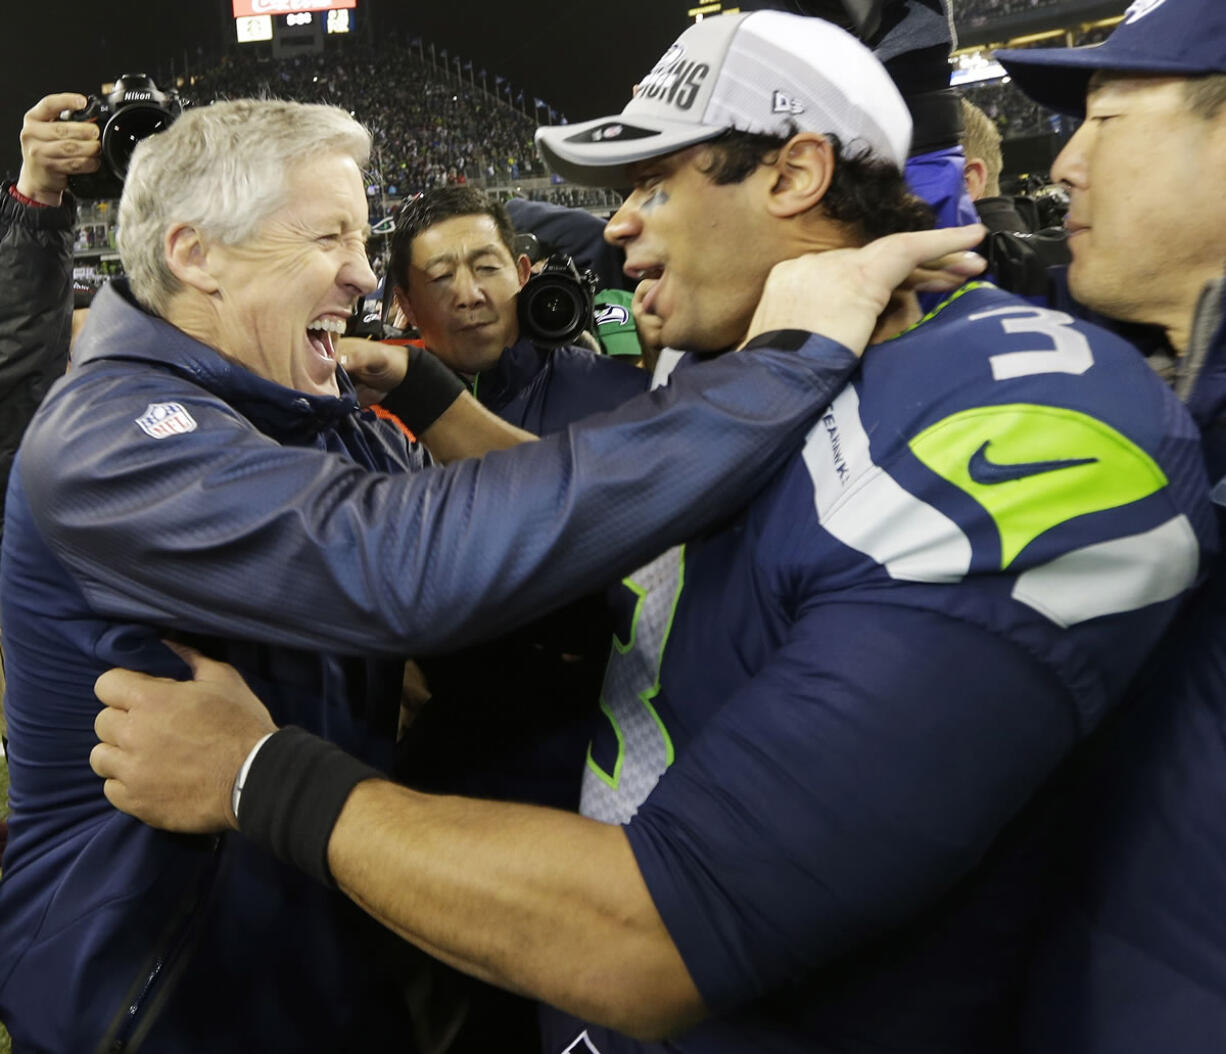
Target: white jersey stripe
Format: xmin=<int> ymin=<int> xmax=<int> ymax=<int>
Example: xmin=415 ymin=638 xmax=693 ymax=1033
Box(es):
xmin=1011 ymin=514 xmax=1200 ymax=627
xmin=803 ymin=386 xmax=972 ymax=584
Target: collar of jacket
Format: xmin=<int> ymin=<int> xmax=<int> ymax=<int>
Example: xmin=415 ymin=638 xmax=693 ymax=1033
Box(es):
xmin=74 ymin=279 xmax=361 ymax=441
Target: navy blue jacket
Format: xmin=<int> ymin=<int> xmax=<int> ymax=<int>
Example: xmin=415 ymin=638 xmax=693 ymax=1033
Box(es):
xmin=0 ymin=280 xmax=859 ymax=1052
xmin=1021 ymin=276 xmax=1226 ymax=1053
xmin=470 ymin=337 xmax=647 ymax=436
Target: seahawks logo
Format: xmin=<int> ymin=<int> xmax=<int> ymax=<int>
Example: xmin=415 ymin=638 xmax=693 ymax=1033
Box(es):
xmin=595 ymin=304 xmax=630 ymax=327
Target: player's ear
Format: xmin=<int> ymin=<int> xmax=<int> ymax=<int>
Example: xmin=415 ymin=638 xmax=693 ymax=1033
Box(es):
xmin=764 ymin=132 xmax=836 ymax=219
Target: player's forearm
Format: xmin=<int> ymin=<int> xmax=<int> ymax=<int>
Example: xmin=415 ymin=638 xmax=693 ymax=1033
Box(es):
xmin=327 ymin=779 xmax=706 ymax=1039
xmin=418 ymin=391 xmax=536 ymax=462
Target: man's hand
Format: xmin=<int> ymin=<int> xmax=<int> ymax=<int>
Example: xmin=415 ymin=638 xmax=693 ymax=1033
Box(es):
xmin=337 ymin=337 xmax=410 ymax=408
xmin=16 ymin=93 xmax=101 ymax=206
xmin=90 ymin=644 xmax=277 ymax=833
xmin=743 ymin=224 xmax=988 ymax=354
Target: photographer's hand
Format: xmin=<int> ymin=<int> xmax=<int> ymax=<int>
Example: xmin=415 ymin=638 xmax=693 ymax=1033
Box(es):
xmin=16 ymin=93 xmax=101 ymax=206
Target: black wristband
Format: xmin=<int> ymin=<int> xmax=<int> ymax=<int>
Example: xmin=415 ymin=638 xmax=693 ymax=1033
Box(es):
xmin=237 ymin=726 xmax=382 ymax=888
xmin=379 ymin=345 xmax=466 ymax=436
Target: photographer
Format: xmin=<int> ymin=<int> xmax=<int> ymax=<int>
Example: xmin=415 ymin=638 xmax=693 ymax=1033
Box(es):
xmin=380 ymin=185 xmax=648 ymax=884
xmin=384 ymin=186 xmax=647 ymax=431
xmin=345 ymin=191 xmax=677 ymax=1050
xmin=0 ymin=92 xmax=99 ymax=766
xmin=1 ymin=92 xmax=96 ymax=544
xmin=959 ymin=97 xmax=1032 ymax=235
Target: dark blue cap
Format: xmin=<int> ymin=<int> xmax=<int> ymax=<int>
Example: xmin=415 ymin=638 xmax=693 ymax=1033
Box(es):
xmin=996 ymin=0 xmax=1226 ymax=117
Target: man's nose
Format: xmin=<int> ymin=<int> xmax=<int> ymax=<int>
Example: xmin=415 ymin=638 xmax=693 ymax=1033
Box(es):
xmin=453 ymin=267 xmax=486 ymax=307
xmin=1050 ymin=124 xmax=1090 ymax=190
xmin=342 ymin=248 xmax=378 ymax=297
xmin=605 ymin=195 xmax=642 ymax=247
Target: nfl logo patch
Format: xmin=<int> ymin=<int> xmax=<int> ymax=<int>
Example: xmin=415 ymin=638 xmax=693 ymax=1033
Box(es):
xmin=135 ymin=402 xmax=198 ymax=440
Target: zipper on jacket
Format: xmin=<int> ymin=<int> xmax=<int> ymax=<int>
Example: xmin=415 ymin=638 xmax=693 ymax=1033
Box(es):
xmin=106 ymin=960 xmax=164 ymax=1053
xmin=97 ymin=834 xmax=223 ymax=1054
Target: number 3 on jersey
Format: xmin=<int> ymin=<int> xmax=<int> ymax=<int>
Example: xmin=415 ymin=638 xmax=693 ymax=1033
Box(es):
xmin=971 ymin=304 xmax=1094 ymax=380
xmin=581 ymin=545 xmax=683 ymax=825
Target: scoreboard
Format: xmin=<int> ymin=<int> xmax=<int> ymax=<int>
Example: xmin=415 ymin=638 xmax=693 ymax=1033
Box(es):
xmin=234 ymin=0 xmax=356 ymax=48
xmin=232 ymin=0 xmax=354 ymax=15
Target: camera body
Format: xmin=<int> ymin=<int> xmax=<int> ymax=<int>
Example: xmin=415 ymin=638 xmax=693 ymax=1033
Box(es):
xmin=63 ymin=74 xmax=184 ymax=199
xmin=518 ymin=253 xmax=597 ymax=348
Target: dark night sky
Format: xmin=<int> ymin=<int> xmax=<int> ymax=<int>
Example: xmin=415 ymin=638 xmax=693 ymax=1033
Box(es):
xmin=1 ymin=0 xmax=690 ymax=179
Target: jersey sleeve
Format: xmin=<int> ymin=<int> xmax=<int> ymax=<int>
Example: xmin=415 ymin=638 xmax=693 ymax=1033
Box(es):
xmin=624 ymin=598 xmax=1076 ymax=1012
xmin=19 ymin=331 xmax=856 ymax=657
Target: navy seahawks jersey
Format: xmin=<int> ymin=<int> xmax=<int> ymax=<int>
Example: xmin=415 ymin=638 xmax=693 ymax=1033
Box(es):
xmin=541 ymin=283 xmax=1215 ymax=1054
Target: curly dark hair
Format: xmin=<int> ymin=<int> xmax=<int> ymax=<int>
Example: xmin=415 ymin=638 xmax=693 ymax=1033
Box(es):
xmin=390 ymin=186 xmax=518 ymax=291
xmin=697 ymin=125 xmax=934 ymax=241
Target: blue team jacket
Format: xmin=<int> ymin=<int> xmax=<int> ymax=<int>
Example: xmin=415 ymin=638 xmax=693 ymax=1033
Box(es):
xmin=0 ymin=280 xmax=861 ymax=1052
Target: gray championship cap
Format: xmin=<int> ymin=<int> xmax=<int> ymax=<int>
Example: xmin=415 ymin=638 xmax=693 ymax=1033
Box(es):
xmin=536 ymin=10 xmax=912 ymax=187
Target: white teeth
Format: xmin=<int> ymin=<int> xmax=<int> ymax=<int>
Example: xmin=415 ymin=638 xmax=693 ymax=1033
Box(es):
xmin=308 ymin=318 xmax=347 ymax=335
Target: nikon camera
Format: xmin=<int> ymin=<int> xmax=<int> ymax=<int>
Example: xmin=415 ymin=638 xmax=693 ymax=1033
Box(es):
xmin=518 ymin=253 xmax=598 ymax=348
xmin=62 ymin=74 xmax=184 ymax=199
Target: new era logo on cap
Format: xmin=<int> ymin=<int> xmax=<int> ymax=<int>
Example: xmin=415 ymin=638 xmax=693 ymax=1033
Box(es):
xmin=772 ymin=91 xmax=806 ymax=116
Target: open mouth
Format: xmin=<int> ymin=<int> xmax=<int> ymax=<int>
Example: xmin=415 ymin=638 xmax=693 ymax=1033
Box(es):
xmin=627 ymin=264 xmax=664 ymax=282
xmin=307 ymin=317 xmax=347 ymax=361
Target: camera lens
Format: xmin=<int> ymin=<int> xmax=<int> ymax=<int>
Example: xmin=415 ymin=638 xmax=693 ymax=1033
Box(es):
xmin=102 ymin=105 xmax=176 ymax=177
xmin=526 ymin=281 xmax=583 ymax=341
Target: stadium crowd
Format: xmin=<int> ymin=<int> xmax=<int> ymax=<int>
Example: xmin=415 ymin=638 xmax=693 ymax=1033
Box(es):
xmin=3 ymin=1 xmax=1226 ymax=1053
xmin=953 ymin=0 xmax=1084 ymax=23
xmin=190 ymin=44 xmax=545 ymax=192
xmin=961 ymin=77 xmax=1063 ymax=139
